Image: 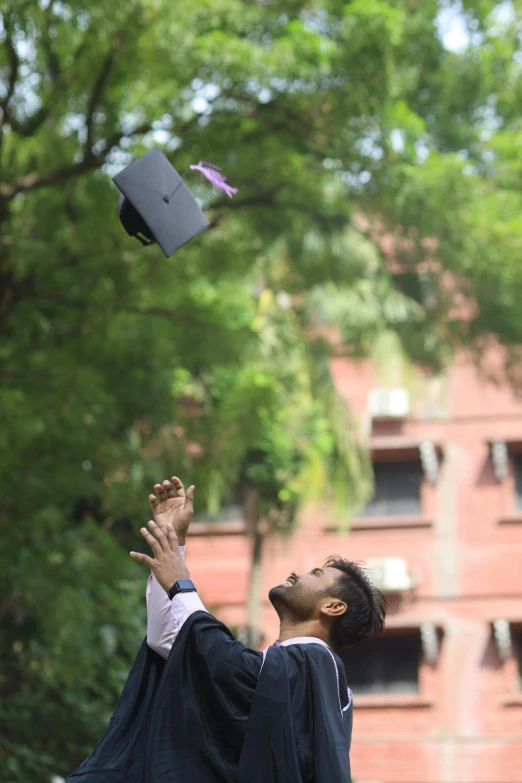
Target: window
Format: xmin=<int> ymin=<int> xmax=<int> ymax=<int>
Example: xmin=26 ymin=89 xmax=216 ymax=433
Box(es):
xmin=514 ymin=456 xmax=522 ymax=511
xmin=359 ymin=460 xmax=422 ymax=517
xmin=516 ymin=630 xmax=522 ymax=690
xmin=193 ymin=485 xmax=243 ymax=524
xmin=340 ymin=631 xmax=421 ymax=695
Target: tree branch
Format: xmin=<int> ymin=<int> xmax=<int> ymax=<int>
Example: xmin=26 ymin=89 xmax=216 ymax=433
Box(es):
xmin=0 ymin=153 xmax=100 ymax=199
xmin=0 ymin=122 xmax=152 ymax=200
xmin=123 ymin=305 xmax=237 ymax=331
xmin=0 ymin=16 xmax=20 ymax=151
xmin=85 ymin=44 xmax=118 ymax=154
xmin=5 ymin=104 xmax=51 ymax=138
xmin=3 ymin=19 xmax=118 ymax=148
xmin=203 ymin=186 xmax=282 ymax=228
xmin=41 ymin=7 xmax=61 ymax=81
xmin=3 ymin=9 xmax=62 ymax=138
xmin=0 ymin=19 xmax=19 ymax=113
xmin=27 ymin=294 xmax=239 ymax=333
xmin=8 ymin=10 xmax=64 ymax=137
xmin=206 ymin=189 xmax=347 ymax=230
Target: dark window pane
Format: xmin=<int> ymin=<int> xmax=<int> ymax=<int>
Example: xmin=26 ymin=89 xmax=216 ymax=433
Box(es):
xmin=514 ymin=456 xmax=522 ymax=511
xmin=193 ymin=485 xmax=243 ymax=524
xmin=193 ymin=503 xmax=243 ymax=523
xmin=340 ymin=633 xmax=421 ymax=695
xmin=515 ymin=630 xmax=522 ymax=690
xmin=359 ymin=460 xmax=422 ymax=517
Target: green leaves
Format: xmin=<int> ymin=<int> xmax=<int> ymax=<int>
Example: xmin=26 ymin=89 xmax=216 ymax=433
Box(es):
xmin=4 ymin=0 xmax=522 ymax=778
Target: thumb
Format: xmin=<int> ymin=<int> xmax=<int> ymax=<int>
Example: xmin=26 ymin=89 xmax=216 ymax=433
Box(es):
xmin=185 ymin=485 xmax=195 ymax=511
xmin=167 ymin=524 xmax=180 ymax=553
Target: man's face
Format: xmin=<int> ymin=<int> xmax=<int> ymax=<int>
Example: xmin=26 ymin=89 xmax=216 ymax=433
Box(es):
xmin=268 ymin=566 xmax=343 ymax=623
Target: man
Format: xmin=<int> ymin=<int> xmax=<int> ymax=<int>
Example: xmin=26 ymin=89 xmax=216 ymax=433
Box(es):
xmin=67 ymin=477 xmax=386 ymax=783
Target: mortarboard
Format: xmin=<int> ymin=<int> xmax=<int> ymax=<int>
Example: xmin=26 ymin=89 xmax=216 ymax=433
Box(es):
xmin=113 ymin=148 xmax=237 ymax=257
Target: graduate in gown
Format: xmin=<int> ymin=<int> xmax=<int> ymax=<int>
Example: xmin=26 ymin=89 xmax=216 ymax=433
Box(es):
xmin=67 ymin=477 xmax=386 ymax=783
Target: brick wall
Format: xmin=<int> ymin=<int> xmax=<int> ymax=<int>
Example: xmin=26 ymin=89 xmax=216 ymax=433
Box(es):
xmin=186 ymin=349 xmax=522 ymax=783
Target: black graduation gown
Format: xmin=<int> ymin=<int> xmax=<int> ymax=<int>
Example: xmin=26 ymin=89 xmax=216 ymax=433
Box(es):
xmin=67 ymin=611 xmax=352 ymax=783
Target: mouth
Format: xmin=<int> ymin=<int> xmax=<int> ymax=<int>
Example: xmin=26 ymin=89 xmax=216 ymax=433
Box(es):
xmin=282 ymin=575 xmax=298 ymax=587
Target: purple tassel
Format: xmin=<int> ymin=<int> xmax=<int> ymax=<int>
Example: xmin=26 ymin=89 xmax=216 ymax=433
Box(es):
xmin=189 ymin=161 xmax=238 ymax=198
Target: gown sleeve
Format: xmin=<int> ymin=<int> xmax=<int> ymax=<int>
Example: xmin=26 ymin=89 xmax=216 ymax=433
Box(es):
xmin=67 ymin=610 xmax=262 ymax=783
xmin=143 ymin=612 xmax=263 ymax=782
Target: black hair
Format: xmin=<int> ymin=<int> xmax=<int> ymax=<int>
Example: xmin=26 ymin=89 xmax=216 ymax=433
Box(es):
xmin=324 ymin=555 xmax=386 ymax=651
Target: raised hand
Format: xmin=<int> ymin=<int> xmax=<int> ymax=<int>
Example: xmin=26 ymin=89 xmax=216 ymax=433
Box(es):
xmin=148 ymin=476 xmax=195 ymax=546
xmin=130 ymin=520 xmax=189 ymax=592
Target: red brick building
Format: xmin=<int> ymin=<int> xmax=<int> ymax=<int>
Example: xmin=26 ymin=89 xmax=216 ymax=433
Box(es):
xmin=186 ymin=350 xmax=522 ymax=783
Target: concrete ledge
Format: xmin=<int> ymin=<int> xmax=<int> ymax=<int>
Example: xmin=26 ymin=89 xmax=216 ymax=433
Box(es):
xmin=348 ymin=515 xmax=434 ymax=531
xmin=501 ymin=695 xmax=522 ymax=707
xmin=189 ymin=521 xmax=246 ymax=536
xmin=353 ymin=694 xmax=434 ymax=709
xmin=497 ymin=512 xmax=522 ymax=525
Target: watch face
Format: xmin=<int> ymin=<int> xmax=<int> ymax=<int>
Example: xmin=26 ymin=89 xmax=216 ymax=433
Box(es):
xmin=177 ymin=579 xmax=195 ymax=591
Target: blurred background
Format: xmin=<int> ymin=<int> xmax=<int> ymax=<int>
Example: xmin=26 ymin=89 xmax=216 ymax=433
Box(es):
xmin=1 ymin=1 xmax=522 ymax=781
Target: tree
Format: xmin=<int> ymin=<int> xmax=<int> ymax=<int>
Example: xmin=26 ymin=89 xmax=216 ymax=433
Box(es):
xmin=3 ymin=1 xmax=522 ymax=780
xmin=169 ymin=284 xmax=375 ymax=645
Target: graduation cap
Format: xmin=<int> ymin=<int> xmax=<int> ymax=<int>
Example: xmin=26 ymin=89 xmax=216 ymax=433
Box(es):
xmin=113 ymin=148 xmax=237 ymax=257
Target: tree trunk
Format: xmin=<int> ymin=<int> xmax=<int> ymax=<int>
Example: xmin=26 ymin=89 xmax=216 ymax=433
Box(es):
xmin=243 ymin=484 xmax=265 ymax=649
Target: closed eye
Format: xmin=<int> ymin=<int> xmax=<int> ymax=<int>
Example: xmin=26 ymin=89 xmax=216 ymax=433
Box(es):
xmin=312 ymin=568 xmax=323 ymax=576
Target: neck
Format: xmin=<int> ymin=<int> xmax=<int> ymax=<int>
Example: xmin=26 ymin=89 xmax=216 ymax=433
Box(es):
xmin=278 ymin=619 xmax=331 ymax=647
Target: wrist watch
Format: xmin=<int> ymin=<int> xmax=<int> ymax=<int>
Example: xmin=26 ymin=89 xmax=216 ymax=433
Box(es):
xmin=167 ymin=579 xmax=197 ymax=601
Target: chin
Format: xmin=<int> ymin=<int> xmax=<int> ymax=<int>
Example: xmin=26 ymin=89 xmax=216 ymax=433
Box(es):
xmin=269 ymin=585 xmax=315 ymax=625
xmin=268 ymin=585 xmax=291 ymax=611
xmin=268 ymin=584 xmax=304 ymax=618
xmin=268 ymin=584 xmax=286 ymax=603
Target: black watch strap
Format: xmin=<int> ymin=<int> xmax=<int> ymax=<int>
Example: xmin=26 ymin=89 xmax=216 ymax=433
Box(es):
xmin=167 ymin=579 xmax=197 ymax=601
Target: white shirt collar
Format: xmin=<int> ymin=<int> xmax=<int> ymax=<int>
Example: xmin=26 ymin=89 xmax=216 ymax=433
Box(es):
xmin=278 ymin=636 xmax=331 ymax=650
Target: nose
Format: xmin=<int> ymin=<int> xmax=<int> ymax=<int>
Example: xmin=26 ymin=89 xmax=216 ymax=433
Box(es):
xmin=291 ymin=571 xmax=302 ymax=580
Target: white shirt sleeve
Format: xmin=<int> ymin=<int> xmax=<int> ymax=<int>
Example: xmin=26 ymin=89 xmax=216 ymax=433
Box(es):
xmin=145 ymin=546 xmax=208 ymax=660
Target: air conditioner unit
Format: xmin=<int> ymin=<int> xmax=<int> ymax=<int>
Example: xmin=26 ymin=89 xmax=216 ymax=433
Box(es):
xmin=368 ymin=388 xmax=410 ymax=419
xmin=365 ymin=557 xmax=413 ymax=592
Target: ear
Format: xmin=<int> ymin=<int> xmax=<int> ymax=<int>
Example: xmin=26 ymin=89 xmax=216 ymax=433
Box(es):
xmin=320 ymin=598 xmax=347 ymax=619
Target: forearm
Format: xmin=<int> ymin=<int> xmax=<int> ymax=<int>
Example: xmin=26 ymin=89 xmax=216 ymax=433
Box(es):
xmin=146 ymin=546 xmax=208 ymax=659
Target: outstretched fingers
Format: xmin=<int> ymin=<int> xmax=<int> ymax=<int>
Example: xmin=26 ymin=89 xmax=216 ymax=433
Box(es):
xmin=153 ymin=483 xmax=168 ymax=502
xmin=161 ymin=479 xmax=176 ymax=498
xmin=137 ymin=522 xmax=166 ymax=555
xmin=147 ymin=520 xmax=171 ymax=551
xmin=129 ymin=520 xmax=171 ymax=565
xmin=150 ymin=477 xmax=184 ymax=505
xmin=129 ymin=550 xmax=154 ymax=567
xmin=170 ymin=476 xmax=185 ymax=498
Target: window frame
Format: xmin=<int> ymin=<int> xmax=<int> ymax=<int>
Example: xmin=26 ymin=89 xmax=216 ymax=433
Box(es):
xmin=513 ymin=454 xmax=522 ymax=511
xmin=341 ymin=628 xmax=422 ymax=697
xmin=514 ymin=627 xmax=522 ymax=692
xmin=357 ymin=458 xmax=424 ymax=519
xmin=498 ymin=622 xmax=522 ymax=706
xmin=340 ymin=623 xmax=439 ymax=709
